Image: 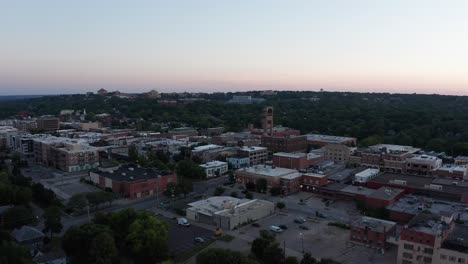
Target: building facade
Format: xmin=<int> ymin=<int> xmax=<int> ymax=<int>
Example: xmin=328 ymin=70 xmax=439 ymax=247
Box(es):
xmin=199 ymin=161 xmax=228 ymax=178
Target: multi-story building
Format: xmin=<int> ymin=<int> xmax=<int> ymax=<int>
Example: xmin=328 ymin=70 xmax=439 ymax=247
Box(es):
xmin=455 ymin=156 xmax=468 ymax=166
xmin=0 ymin=126 xmax=19 ymax=150
xmin=350 ymin=216 xmax=397 ymax=253
xmin=261 ymin=135 xmax=307 ymax=153
xmin=405 ymin=155 xmax=442 ymax=176
xmin=322 ymin=143 xmax=356 ymax=163
xmin=36 ymin=116 xmax=60 ymax=131
xmin=302 ymin=173 xmax=328 ymax=188
xmin=32 ymin=136 xmax=99 ymax=172
xmin=199 ymin=161 xmax=228 ymax=178
xmin=226 ymin=156 xmax=250 ymax=169
xmin=353 ymin=144 xmax=420 ymax=173
xmin=89 ymin=164 xmax=176 ymax=199
xmin=238 ymin=146 xmax=268 ymax=166
xmin=272 ymin=152 xmax=324 ymax=170
xmin=306 ymin=134 xmax=357 ymax=147
xmin=235 ymin=165 xmax=303 ymax=194
xmin=396 ymin=213 xmax=455 ymax=264
xmin=434 ymin=164 xmax=468 ymax=180
xmin=13 ymin=119 xmax=38 ymax=132
xmin=354 ymin=168 xmax=380 ymax=185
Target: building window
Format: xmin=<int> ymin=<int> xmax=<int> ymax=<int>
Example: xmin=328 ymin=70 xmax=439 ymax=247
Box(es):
xmin=423 ymin=257 xmax=432 ymax=263
xmin=403 ymin=252 xmax=413 ymax=259
xmin=424 ymin=248 xmax=433 ymax=255
xmin=439 ymin=254 xmax=447 ymax=260
xmin=450 ymin=256 xmax=457 ymax=262
xmin=459 ymin=258 xmax=465 ymax=264
xmin=404 ymin=244 xmax=414 ymax=250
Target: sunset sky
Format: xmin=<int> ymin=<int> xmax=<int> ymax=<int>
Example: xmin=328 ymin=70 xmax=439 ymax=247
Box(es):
xmin=1 ymin=0 xmax=468 ymax=95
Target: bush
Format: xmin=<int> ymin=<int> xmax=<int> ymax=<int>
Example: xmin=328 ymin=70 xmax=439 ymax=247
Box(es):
xmin=214 ymin=187 xmax=225 ymax=196
xmin=245 ymin=192 xmax=253 ymax=199
xmin=230 ymin=191 xmax=238 ymax=198
xmin=269 ymin=187 xmax=281 ymax=196
xmin=276 ymin=202 xmax=285 ymax=210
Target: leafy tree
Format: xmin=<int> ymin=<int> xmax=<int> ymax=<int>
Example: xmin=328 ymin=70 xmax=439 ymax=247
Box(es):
xmin=176 ymin=160 xmax=206 ymax=179
xmin=255 ymin=179 xmax=267 ymax=193
xmin=177 ymin=180 xmax=193 ymax=197
xmin=67 ymin=193 xmax=88 ymax=213
xmin=86 ymin=191 xmax=115 ymax=209
xmin=245 ymin=182 xmax=256 ymax=192
xmin=214 ymin=187 xmax=226 ymax=196
xmin=125 ymin=213 xmax=169 ymax=263
xmin=128 ymin=146 xmax=139 ymax=162
xmin=251 ymin=230 xmax=283 ymax=264
xmin=197 ymin=248 xmax=257 ymax=264
xmin=269 ymin=187 xmax=281 ymax=196
xmin=163 ymin=182 xmax=179 ymax=197
xmin=245 ymin=192 xmax=253 ymax=199
xmin=3 ymin=205 xmax=36 ymax=229
xmin=228 ymin=171 xmax=236 ymax=183
xmin=300 ymin=253 xmax=317 ymax=264
xmin=0 ymin=240 xmax=33 ymax=264
xmin=276 ymin=202 xmax=286 ymax=210
xmin=31 ymin=183 xmax=59 ymax=208
xmin=62 ymin=223 xmax=114 ymax=264
xmin=285 ymin=256 xmax=299 ymax=264
xmin=230 ymin=191 xmax=238 ymax=198
xmin=89 ymin=232 xmax=117 ymax=264
xmin=43 ymin=206 xmax=63 ymax=237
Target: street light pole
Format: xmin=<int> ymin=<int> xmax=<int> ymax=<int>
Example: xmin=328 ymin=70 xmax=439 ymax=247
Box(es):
xmin=300 ymin=232 xmax=304 ymax=253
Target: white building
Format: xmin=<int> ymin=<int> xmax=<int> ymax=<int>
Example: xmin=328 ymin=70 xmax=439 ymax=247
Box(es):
xmin=354 ymin=168 xmax=380 ymax=183
xmin=200 ymin=160 xmax=228 ymax=178
xmin=186 ymin=196 xmax=275 ymax=230
xmin=226 ymin=156 xmax=250 ymax=169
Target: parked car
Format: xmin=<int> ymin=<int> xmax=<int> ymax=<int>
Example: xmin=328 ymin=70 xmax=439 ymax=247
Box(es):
xmin=270 ymin=226 xmax=283 ymax=233
xmin=294 ymin=217 xmax=306 ymax=224
xmin=299 ymin=225 xmax=309 ymax=230
xmin=279 ymin=224 xmax=288 ymax=230
xmin=252 ymin=222 xmax=260 ymax=227
xmin=194 ymin=237 xmax=205 ymax=243
xmin=177 ymin=218 xmax=190 ymax=226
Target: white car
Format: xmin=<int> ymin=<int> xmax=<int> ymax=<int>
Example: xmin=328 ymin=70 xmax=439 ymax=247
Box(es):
xmin=270 ymin=226 xmax=283 ymax=233
xmin=177 ymin=218 xmax=190 ymax=226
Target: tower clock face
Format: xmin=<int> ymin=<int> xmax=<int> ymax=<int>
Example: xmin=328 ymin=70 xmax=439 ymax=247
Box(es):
xmin=267 ymin=108 xmax=273 ymax=115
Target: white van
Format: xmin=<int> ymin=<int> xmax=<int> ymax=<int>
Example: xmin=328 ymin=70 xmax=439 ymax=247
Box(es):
xmin=178 ymin=218 xmax=190 ymax=226
xmin=270 ymin=226 xmax=283 ymax=233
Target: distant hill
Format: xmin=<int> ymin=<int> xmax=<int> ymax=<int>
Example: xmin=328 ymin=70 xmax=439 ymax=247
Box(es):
xmin=0 ymin=95 xmax=48 ymax=101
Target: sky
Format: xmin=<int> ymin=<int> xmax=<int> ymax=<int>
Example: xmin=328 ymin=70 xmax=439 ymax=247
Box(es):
xmin=1 ymin=0 xmax=468 ymax=96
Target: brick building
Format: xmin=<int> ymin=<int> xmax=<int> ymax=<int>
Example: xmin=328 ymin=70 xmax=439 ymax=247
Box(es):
xmin=261 ymin=135 xmax=307 ymax=153
xmin=434 ymin=164 xmax=468 ymax=180
xmin=36 ymin=116 xmax=60 ymax=131
xmin=405 ymin=155 xmax=442 ymax=175
xmin=365 ymin=187 xmax=405 ymax=209
xmin=272 ymin=152 xmax=324 ymax=170
xmin=349 ymin=216 xmax=397 ymax=253
xmin=89 ymin=164 xmax=176 ymax=199
xmin=235 ymin=165 xmax=303 ymax=194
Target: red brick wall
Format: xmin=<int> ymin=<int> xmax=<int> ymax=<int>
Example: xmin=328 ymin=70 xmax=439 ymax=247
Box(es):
xmin=400 ymin=229 xmax=436 ymax=247
xmin=350 ymin=227 xmax=388 ymax=248
xmin=389 ymin=210 xmax=415 ymax=223
xmin=302 ymin=175 xmax=328 ymax=187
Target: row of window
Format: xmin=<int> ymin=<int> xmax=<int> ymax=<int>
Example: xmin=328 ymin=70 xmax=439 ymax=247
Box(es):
xmin=403 ymin=244 xmax=433 ymax=255
xmin=402 ymin=252 xmax=432 ymax=263
xmin=440 ymin=254 xmax=466 ymax=263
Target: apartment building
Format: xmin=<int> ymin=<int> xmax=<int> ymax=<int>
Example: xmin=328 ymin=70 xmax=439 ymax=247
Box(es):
xmin=36 ymin=116 xmax=60 ymax=131
xmin=322 ymin=143 xmax=356 ymax=163
xmin=33 ymin=136 xmax=99 ymax=172
xmin=261 ymin=135 xmax=308 ymax=153
xmin=238 ymin=146 xmax=268 ymax=166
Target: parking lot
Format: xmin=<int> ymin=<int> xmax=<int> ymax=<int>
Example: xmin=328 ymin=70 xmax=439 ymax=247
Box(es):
xmin=234 ymin=212 xmax=397 ymax=264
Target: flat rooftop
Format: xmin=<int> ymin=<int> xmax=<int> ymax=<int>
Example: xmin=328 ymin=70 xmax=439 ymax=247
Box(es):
xmin=192 ymin=144 xmax=222 ymax=152
xmin=406 ymin=213 xmax=450 ymax=235
xmin=436 ymin=164 xmax=468 ymax=173
xmin=455 ymin=156 xmax=468 ymax=161
xmin=274 ymin=152 xmax=307 ymax=158
xmin=200 ymin=161 xmax=228 ymax=168
xmin=442 ymin=225 xmax=468 ymax=254
xmin=240 ymin=146 xmax=267 ymax=152
xmin=188 ymin=196 xmax=246 ymax=216
xmin=340 ymin=185 xmax=376 ymax=196
xmin=95 ymin=164 xmax=173 ymax=182
xmin=305 ymin=134 xmax=356 ymax=143
xmin=367 ymin=187 xmax=404 ymax=201
xmin=352 ymin=216 xmax=396 ymax=233
xmin=387 ymin=195 xmax=462 ymax=217
xmin=303 ymin=172 xmax=327 ymax=178
xmin=368 ymin=144 xmax=420 ymax=154
xmin=238 ymin=165 xmax=299 ymax=178
xmin=328 ymin=168 xmax=355 ymax=181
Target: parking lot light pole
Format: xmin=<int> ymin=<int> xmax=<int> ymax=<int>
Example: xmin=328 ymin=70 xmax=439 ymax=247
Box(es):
xmin=300 ymin=232 xmax=304 ymax=253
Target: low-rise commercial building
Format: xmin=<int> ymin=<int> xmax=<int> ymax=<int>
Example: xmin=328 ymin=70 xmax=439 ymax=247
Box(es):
xmin=235 ymin=165 xmax=303 ymax=194
xmin=350 ymin=216 xmax=397 ymax=253
xmin=321 ymin=143 xmax=356 ymax=163
xmin=405 ymin=154 xmax=442 ymax=175
xmin=199 ymin=161 xmax=228 ymax=178
xmin=354 ymin=168 xmax=380 ymax=185
xmin=226 ymin=156 xmax=250 ymax=169
xmin=261 ymin=135 xmax=308 ymax=153
xmin=435 ymin=164 xmax=468 ymax=179
xmin=186 ymin=196 xmax=275 ymax=230
xmin=272 ymin=152 xmax=324 ymax=169
xmin=306 ymin=134 xmax=357 ymax=147
xmin=89 ymin=164 xmax=176 ymax=199
xmin=302 ymin=173 xmax=328 ymax=188
xmin=455 ymin=156 xmax=468 ymax=166
xmin=37 ymin=116 xmax=60 ymax=131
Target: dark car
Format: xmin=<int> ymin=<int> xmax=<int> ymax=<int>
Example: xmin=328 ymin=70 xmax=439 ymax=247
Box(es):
xmin=299 ymin=225 xmax=309 ymax=230
xmin=252 ymin=222 xmax=260 ymax=227
xmin=279 ymin=224 xmax=288 ymax=230
xmin=294 ymin=217 xmax=306 ymax=224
